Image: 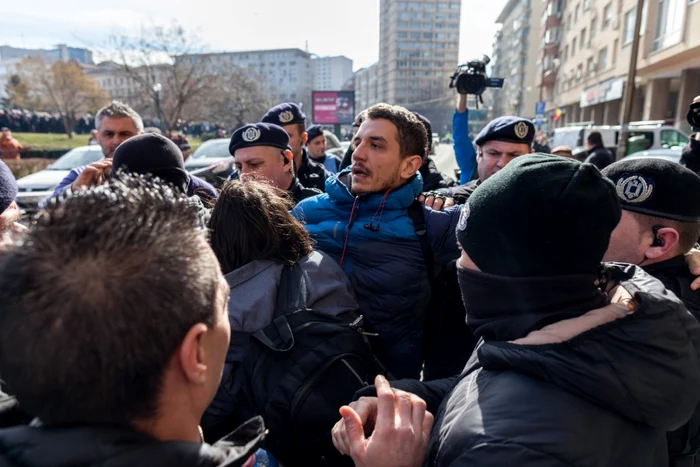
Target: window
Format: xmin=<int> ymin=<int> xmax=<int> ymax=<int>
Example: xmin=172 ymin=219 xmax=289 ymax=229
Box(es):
xmin=572 ymin=37 xmax=577 ymax=54
xmin=612 ymin=39 xmax=619 ymax=65
xmin=581 ymin=28 xmax=587 ymax=47
xmin=661 ymin=130 xmax=689 ymax=148
xmin=587 ymin=56 xmax=595 ymax=76
xmin=653 ymin=0 xmax=686 ymax=51
xmin=564 ymin=44 xmax=569 ymax=62
xmin=577 ymin=64 xmax=583 ymax=82
xmin=575 ymin=3 xmax=581 ymax=21
xmin=590 ymin=18 xmax=597 ymax=39
xmin=584 ymin=0 xmax=590 ymax=9
xmin=603 ymin=3 xmax=612 ymax=28
xmin=623 ymin=8 xmax=637 ymax=44
xmin=599 ymin=47 xmax=608 ymax=71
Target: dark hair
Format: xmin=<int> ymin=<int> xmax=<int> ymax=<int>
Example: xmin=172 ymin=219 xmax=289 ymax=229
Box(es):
xmin=636 ymin=213 xmax=700 ymax=254
xmin=587 ymin=131 xmax=604 ymax=147
xmin=365 ymin=104 xmax=427 ymax=161
xmin=0 ymin=175 xmax=220 ymax=425
xmin=209 ymin=180 xmax=314 ymax=274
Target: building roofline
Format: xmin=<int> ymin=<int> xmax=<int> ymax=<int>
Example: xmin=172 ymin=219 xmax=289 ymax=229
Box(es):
xmin=496 ymin=0 xmax=521 ymax=23
xmin=180 ymin=47 xmax=310 ymax=58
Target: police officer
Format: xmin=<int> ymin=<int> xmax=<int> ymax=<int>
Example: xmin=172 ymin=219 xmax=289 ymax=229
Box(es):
xmin=603 ymin=157 xmax=700 ymax=467
xmin=229 ymin=122 xmax=321 ymax=205
xmin=261 ymin=103 xmax=331 ymax=192
xmin=306 ymin=125 xmax=341 ymax=173
xmin=439 ymin=116 xmax=535 ymax=204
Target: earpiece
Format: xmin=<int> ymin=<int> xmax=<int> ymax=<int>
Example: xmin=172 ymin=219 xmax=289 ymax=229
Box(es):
xmin=652 ymin=225 xmax=665 ymax=247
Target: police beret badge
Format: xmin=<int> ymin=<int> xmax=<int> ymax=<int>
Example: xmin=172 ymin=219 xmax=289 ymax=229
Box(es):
xmin=514 ymin=122 xmax=529 ymax=140
xmin=242 ymin=127 xmax=261 ymax=142
xmin=279 ymin=111 xmax=294 ymax=124
xmin=457 ymin=203 xmax=470 ymax=231
xmin=616 ymin=173 xmax=654 ymax=204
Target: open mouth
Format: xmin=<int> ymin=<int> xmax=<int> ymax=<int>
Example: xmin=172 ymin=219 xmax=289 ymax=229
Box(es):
xmin=352 ymin=165 xmax=371 ymax=178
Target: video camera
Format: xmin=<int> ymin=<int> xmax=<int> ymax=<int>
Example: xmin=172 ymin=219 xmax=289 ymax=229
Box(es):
xmin=687 ymin=96 xmax=700 ymax=132
xmin=449 ymin=55 xmax=505 ymax=109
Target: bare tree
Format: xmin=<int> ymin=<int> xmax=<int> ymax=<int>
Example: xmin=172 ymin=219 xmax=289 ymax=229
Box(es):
xmin=189 ymin=67 xmax=276 ymax=130
xmin=8 ymin=57 xmax=108 ymax=138
xmin=110 ymin=22 xmax=221 ymax=131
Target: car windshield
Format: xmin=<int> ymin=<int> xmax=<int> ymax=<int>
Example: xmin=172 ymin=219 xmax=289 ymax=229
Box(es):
xmin=49 ymin=148 xmax=104 ymax=170
xmin=189 ymin=140 xmax=230 ymax=159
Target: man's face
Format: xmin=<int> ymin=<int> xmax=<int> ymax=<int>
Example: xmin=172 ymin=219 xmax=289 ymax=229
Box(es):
xmin=282 ymin=124 xmax=307 ymax=160
xmin=603 ymin=210 xmax=650 ymax=264
xmin=1 ymin=129 xmax=10 ymax=139
xmin=307 ymin=135 xmax=327 ymax=159
xmin=476 ymin=140 xmax=532 ymax=182
xmin=234 ymin=146 xmax=291 ymax=190
xmin=204 ymin=272 xmax=232 ymax=406
xmin=97 ymin=117 xmax=140 ymax=158
xmin=351 ymin=118 xmax=419 ymax=195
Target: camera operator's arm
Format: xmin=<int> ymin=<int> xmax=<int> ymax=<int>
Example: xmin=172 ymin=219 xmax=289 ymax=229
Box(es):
xmin=453 ymin=94 xmax=476 ymax=184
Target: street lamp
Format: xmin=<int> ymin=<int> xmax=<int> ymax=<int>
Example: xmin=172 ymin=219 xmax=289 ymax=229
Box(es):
xmin=153 ymin=83 xmax=165 ymax=133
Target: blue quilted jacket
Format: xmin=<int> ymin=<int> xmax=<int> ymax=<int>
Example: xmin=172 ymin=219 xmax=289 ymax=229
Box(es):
xmin=292 ymin=168 xmax=461 ymax=347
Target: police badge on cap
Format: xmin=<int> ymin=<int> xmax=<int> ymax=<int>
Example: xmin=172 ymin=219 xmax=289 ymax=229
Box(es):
xmin=279 ymin=111 xmax=294 ymax=124
xmin=242 ymin=127 xmax=261 ymax=142
xmin=615 ymin=174 xmax=654 ymax=204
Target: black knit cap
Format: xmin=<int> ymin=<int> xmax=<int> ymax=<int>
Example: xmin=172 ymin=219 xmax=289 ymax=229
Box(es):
xmin=229 ymin=123 xmax=292 ymax=155
xmin=0 ymin=160 xmax=17 ymax=213
xmin=261 ymin=102 xmax=306 ymax=127
xmin=112 ymin=133 xmax=189 ymax=194
xmin=456 ymin=154 xmax=621 ymax=277
xmin=306 ymin=125 xmax=324 ymax=143
xmin=602 ymin=157 xmax=700 ymax=223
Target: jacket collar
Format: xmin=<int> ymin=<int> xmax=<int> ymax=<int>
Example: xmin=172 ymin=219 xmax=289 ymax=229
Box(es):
xmin=324 ymin=167 xmax=424 ymax=210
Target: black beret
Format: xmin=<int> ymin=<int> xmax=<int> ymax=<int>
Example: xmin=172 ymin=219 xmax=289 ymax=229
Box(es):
xmin=413 ymin=112 xmax=432 ymax=152
xmin=261 ymin=103 xmax=306 ymax=126
xmin=306 ymin=125 xmax=324 ymax=143
xmin=0 ymin=160 xmax=17 ymax=213
xmin=113 ymin=133 xmax=189 ymax=194
xmin=475 ymin=116 xmax=535 ymax=146
xmin=229 ymin=123 xmax=292 ymax=156
xmin=457 ymin=154 xmax=621 ymax=277
xmin=602 ymin=158 xmax=700 ymax=223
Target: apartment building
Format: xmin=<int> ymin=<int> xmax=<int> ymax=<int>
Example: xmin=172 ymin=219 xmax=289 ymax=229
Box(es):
xmin=490 ymin=0 xmax=544 ymax=120
xmin=544 ymin=0 xmax=700 ymax=134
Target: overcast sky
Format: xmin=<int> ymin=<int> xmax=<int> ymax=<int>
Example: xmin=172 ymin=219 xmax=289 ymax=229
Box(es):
xmin=1 ymin=0 xmax=507 ymax=70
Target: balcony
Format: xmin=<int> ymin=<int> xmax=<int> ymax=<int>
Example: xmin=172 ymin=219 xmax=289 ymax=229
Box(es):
xmin=535 ymin=68 xmax=558 ymax=87
xmin=543 ymin=42 xmax=559 ymax=56
xmin=544 ymin=13 xmax=561 ymax=29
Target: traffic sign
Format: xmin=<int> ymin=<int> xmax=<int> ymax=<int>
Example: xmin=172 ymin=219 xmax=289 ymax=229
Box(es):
xmin=535 ymin=101 xmax=545 ymax=117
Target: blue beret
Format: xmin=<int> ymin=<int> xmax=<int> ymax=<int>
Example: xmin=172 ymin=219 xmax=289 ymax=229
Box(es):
xmin=475 ymin=117 xmax=535 ymax=146
xmin=261 ymin=103 xmax=306 ymax=126
xmin=602 ymin=157 xmax=700 ymax=223
xmin=229 ymin=123 xmax=292 ymax=156
xmin=307 ymin=125 xmax=324 ymax=143
xmin=0 ymin=160 xmax=17 ymax=213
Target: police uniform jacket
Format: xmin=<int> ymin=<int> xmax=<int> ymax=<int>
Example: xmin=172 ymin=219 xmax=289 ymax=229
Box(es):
xmin=297 ymin=148 xmax=332 ymax=192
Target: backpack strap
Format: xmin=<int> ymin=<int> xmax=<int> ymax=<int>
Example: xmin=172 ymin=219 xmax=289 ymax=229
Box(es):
xmin=408 ymin=200 xmax=435 ymax=292
xmin=251 ymin=263 xmax=308 ymax=352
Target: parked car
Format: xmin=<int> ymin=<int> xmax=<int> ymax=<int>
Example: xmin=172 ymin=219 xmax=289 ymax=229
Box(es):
xmin=552 ymin=121 xmax=689 ymax=156
xmin=15 ymin=146 xmax=104 ymax=214
xmin=184 ymin=138 xmax=230 ymax=172
xmin=323 ymin=131 xmax=344 ymax=158
xmin=624 ymin=148 xmax=683 ymax=164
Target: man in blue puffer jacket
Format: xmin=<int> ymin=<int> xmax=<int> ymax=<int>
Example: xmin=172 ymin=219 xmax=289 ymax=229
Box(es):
xmin=292 ymin=103 xmax=462 ymax=379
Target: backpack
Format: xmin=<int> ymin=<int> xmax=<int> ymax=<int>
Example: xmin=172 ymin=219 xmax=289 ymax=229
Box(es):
xmin=232 ymin=263 xmax=385 ymax=467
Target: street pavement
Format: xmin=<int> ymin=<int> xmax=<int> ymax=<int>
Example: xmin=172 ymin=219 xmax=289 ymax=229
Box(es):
xmin=431 ymin=143 xmax=459 ymax=182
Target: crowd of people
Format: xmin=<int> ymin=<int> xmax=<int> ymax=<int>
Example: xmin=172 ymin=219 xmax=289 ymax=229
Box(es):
xmin=1 ymin=91 xmax=700 ymax=467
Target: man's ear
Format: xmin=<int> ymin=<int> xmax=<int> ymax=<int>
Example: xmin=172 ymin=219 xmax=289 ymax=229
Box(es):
xmin=644 ymin=227 xmax=680 ymax=261
xmin=283 ymin=149 xmax=294 ymax=166
xmin=301 ymin=132 xmax=309 ymax=147
xmin=400 ymin=155 xmax=424 ymax=180
xmin=178 ymin=323 xmax=209 ymax=385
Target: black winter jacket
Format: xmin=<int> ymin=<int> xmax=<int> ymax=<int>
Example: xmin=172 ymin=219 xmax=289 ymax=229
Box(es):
xmin=0 ymin=417 xmax=265 ymax=467
xmin=423 ymin=264 xmax=700 ymax=467
xmin=420 ymin=159 xmax=457 ymax=192
xmin=584 ymin=144 xmax=615 ymax=170
xmin=681 ymin=136 xmax=700 ymax=175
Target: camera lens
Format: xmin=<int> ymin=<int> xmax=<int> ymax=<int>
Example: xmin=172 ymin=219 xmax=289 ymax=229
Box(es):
xmin=688 ymin=103 xmax=700 ymax=129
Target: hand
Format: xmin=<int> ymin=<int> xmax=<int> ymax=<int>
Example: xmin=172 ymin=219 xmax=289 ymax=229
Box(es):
xmin=418 ymin=192 xmax=455 ymax=211
xmin=686 ymin=248 xmax=700 ymax=290
xmin=332 ymin=375 xmax=433 ymax=467
xmin=71 ymin=159 xmax=113 ymax=190
xmin=332 ymin=396 xmax=379 ymax=456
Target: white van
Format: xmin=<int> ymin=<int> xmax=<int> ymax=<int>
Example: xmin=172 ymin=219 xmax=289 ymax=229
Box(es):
xmin=551 ymin=121 xmax=689 ymax=156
